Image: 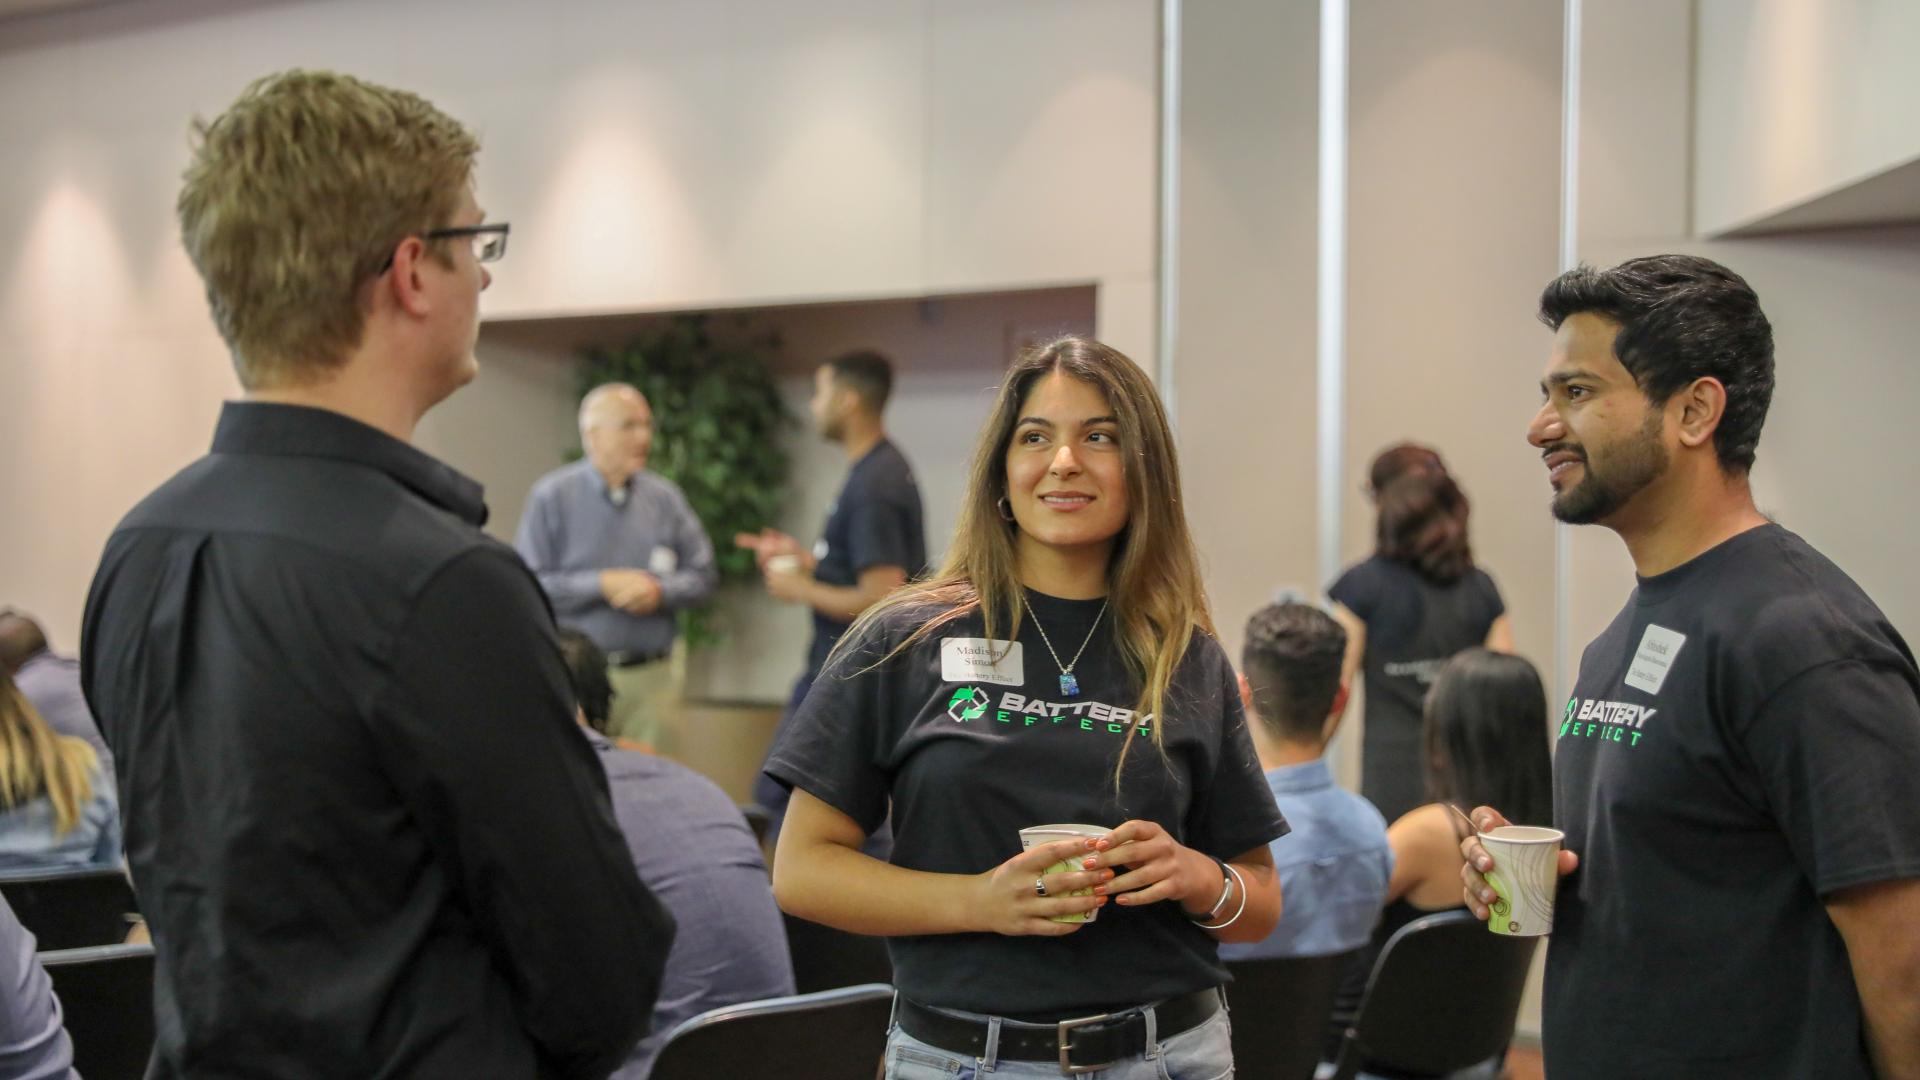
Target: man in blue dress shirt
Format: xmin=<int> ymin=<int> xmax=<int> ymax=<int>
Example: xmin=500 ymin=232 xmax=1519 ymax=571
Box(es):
xmin=1220 ymin=601 xmax=1393 ymax=962
xmin=517 ymin=384 xmax=717 ymax=753
xmin=555 ymin=629 xmax=794 ymax=1079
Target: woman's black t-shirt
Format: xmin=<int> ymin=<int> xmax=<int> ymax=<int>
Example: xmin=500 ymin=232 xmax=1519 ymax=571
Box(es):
xmin=764 ymin=588 xmax=1288 ymax=1016
xmin=1328 ymin=556 xmax=1504 ymax=823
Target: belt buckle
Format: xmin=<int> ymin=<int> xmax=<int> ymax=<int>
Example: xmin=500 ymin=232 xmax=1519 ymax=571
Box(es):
xmin=1056 ymin=1011 xmax=1117 ymax=1075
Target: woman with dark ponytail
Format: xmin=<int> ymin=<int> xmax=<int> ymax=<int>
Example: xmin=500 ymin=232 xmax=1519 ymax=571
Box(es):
xmin=1328 ymin=446 xmax=1512 ymax=823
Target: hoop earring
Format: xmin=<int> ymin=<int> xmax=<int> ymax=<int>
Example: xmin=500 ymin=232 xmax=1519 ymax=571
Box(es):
xmin=996 ymin=495 xmax=1015 ymax=522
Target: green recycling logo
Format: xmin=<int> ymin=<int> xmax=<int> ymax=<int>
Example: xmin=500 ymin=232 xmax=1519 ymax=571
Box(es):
xmin=947 ymin=686 xmax=990 ymax=722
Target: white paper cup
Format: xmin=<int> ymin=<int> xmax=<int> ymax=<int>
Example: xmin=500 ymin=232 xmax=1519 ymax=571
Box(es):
xmin=1480 ymin=825 xmax=1564 ymax=937
xmin=766 ymin=554 xmax=803 ymax=575
xmin=1019 ymin=824 xmax=1110 ymax=923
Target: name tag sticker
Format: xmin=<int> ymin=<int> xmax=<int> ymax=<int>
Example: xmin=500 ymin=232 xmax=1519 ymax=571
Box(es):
xmin=941 ymin=638 xmax=1025 ymax=686
xmin=1625 ymin=624 xmax=1687 ymax=696
xmin=649 ymin=545 xmax=679 ymax=574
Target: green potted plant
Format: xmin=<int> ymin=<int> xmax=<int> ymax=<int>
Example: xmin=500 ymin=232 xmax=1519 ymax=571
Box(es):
xmin=578 ymin=313 xmax=791 ymax=647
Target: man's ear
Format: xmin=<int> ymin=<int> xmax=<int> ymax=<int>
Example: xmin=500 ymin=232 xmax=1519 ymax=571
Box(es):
xmin=1674 ymin=376 xmax=1727 ymax=453
xmin=1236 ymin=672 xmax=1254 ymax=711
xmin=382 ymin=236 xmax=435 ymax=319
xmin=1320 ymin=680 xmax=1351 ymax=743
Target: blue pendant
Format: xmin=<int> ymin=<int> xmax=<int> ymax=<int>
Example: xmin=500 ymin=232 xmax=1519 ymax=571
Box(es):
xmin=1060 ymin=672 xmax=1080 ymax=697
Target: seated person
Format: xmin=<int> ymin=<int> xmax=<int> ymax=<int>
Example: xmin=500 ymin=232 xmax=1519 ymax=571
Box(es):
xmin=1327 ymin=647 xmax=1553 ymax=1070
xmin=1220 ymin=601 xmax=1392 ymax=962
xmin=556 ymin=630 xmax=794 ymax=1078
xmin=0 ymin=666 xmax=119 ymax=874
xmin=0 ymin=893 xmax=76 ymax=1077
xmin=0 ymin=609 xmax=112 ymax=769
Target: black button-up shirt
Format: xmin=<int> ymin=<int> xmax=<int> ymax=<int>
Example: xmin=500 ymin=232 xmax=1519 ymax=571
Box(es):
xmin=82 ymin=402 xmax=674 ymax=1079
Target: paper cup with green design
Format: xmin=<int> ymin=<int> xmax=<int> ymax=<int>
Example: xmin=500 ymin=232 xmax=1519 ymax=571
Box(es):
xmin=1019 ymin=824 xmax=1109 ymax=923
xmin=1479 ymin=825 xmax=1564 ymax=936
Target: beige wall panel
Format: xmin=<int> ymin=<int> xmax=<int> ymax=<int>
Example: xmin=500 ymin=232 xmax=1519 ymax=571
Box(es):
xmin=1174 ymin=0 xmax=1321 ymax=660
xmin=924 ymin=0 xmax=1157 ymax=292
xmin=1695 ymin=0 xmax=1920 ymax=235
xmin=1345 ymin=0 xmax=1563 ymax=675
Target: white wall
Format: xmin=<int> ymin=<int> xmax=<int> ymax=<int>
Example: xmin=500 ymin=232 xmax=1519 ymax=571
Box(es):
xmin=1578 ymin=0 xmax=1920 ymax=653
xmin=1175 ymin=0 xmax=1320 ymax=662
xmin=1344 ymin=0 xmax=1563 ymax=684
xmin=1695 ymin=0 xmax=1920 ymax=235
xmin=0 ymin=0 xmax=1156 ymax=650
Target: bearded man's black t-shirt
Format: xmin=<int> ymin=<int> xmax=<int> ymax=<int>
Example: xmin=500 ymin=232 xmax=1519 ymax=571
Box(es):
xmin=1548 ymin=524 xmax=1920 ymax=1080
xmin=765 ymin=589 xmax=1287 ymax=1016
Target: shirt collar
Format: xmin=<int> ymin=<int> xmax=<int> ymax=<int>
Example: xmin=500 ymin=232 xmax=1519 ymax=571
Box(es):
xmin=582 ymin=460 xmax=641 ymax=504
xmin=1267 ymin=757 xmax=1336 ymax=794
xmin=211 ymin=402 xmax=487 ymax=527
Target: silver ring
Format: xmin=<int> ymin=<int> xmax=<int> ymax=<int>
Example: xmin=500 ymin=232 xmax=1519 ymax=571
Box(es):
xmin=1034 ymin=877 xmax=1049 ymax=897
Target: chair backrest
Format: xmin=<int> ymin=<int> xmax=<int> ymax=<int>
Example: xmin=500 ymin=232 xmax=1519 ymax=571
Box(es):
xmin=0 ymin=867 xmax=139 ymax=950
xmin=1329 ymin=910 xmax=1538 ymax=1080
xmin=649 ymin=982 xmax=894 ymax=1080
xmin=1224 ymin=949 xmax=1360 ymax=1080
xmin=41 ymin=942 xmax=157 ymax=1080
xmin=783 ymin=911 xmax=893 ymax=995
xmin=739 ymin=803 xmax=774 ymax=846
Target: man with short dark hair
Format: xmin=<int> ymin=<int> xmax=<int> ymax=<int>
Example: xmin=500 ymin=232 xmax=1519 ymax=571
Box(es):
xmin=81 ymin=70 xmax=673 ymax=1079
xmin=737 ymin=349 xmax=926 ymax=834
xmin=1220 ymin=601 xmax=1390 ymax=962
xmin=554 ymin=628 xmax=796 ymax=1079
xmin=0 ymin=609 xmax=109 ymax=766
xmin=1464 ymin=254 xmax=1920 ymax=1080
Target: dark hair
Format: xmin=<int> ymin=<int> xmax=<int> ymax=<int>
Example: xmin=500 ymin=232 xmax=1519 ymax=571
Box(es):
xmin=1368 ymin=443 xmax=1446 ymax=497
xmin=555 ymin=628 xmax=613 ymax=735
xmin=826 ymin=349 xmax=895 ymax=414
xmin=1375 ymin=471 xmax=1473 ymax=585
xmin=1538 ymin=254 xmax=1774 ymax=472
xmin=0 ymin=611 xmax=49 ymax=675
xmin=1241 ymin=603 xmax=1348 ymax=743
xmin=1423 ymin=649 xmax=1553 ymax=827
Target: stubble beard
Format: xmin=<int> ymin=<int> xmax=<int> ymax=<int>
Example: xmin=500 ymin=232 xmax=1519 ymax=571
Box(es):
xmin=1550 ymin=411 xmax=1670 ymax=525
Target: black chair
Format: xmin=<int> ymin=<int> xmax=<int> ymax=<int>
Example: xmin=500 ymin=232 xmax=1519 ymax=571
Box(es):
xmin=0 ymin=867 xmax=139 ymax=950
xmin=1225 ymin=949 xmax=1361 ymax=1080
xmin=1326 ymin=910 xmax=1538 ymax=1080
xmin=649 ymin=982 xmax=894 ymax=1080
xmin=783 ymin=911 xmax=893 ymax=995
xmin=41 ymin=942 xmax=157 ymax=1080
xmin=740 ymin=803 xmax=774 ymax=846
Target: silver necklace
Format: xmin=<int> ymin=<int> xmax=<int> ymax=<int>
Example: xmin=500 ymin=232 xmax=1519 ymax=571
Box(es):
xmin=1024 ymin=595 xmax=1108 ymax=697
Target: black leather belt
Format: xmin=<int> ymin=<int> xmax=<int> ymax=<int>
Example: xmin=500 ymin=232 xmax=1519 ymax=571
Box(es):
xmin=894 ymin=988 xmax=1222 ymax=1075
xmin=606 ymin=650 xmax=668 ymax=669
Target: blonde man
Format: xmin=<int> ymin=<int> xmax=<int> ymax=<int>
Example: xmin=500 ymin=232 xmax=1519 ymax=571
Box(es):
xmin=81 ymin=70 xmax=673 ymax=1079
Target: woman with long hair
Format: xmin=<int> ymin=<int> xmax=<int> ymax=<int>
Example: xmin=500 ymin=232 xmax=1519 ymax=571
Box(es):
xmin=767 ymin=337 xmax=1284 ymax=1078
xmin=1386 ymin=648 xmax=1553 ymax=911
xmin=1327 ymin=648 xmax=1553 ymax=1066
xmin=0 ymin=665 xmax=120 ymax=872
xmin=1329 ymin=448 xmax=1513 ymax=823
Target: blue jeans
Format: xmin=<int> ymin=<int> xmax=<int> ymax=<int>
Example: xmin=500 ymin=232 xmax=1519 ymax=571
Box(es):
xmin=883 ymin=993 xmax=1235 ymax=1079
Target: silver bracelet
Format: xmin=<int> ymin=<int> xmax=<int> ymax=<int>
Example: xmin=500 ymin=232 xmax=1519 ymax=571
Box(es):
xmin=1195 ymin=863 xmax=1249 ymax=931
xmin=1191 ymin=858 xmax=1233 ymax=921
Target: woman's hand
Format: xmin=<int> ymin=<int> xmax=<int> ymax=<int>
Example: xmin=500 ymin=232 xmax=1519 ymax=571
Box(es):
xmin=967 ymin=837 xmax=1111 ymax=936
xmin=1084 ymin=820 xmax=1223 ymax=916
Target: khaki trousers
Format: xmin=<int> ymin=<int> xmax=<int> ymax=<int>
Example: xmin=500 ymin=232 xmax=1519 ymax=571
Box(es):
xmin=606 ymin=647 xmax=685 ymax=754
